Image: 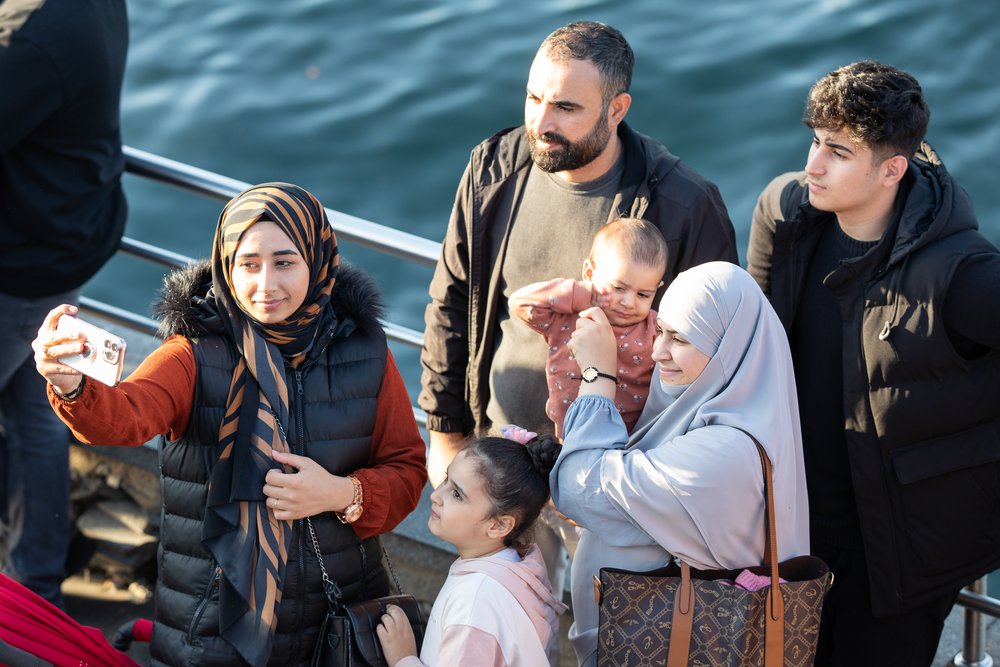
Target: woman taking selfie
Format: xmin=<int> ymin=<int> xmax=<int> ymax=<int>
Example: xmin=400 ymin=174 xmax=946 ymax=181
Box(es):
xmin=32 ymin=183 xmax=427 ymax=667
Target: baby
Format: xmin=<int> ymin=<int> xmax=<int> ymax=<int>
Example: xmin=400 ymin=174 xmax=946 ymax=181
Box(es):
xmin=510 ymin=217 xmax=668 ymax=438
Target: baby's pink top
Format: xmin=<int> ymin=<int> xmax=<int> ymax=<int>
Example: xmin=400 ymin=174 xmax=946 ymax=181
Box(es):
xmin=510 ymin=278 xmax=657 ymax=438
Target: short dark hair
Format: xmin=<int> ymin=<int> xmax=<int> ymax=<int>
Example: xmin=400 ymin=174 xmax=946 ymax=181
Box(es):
xmin=591 ymin=217 xmax=668 ymax=272
xmin=465 ymin=433 xmax=561 ymax=551
xmin=540 ymin=21 xmax=633 ymax=105
xmin=804 ymin=60 xmax=930 ymax=161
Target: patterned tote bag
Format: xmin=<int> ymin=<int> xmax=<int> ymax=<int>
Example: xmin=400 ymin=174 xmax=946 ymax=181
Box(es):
xmin=595 ymin=436 xmax=832 ymax=666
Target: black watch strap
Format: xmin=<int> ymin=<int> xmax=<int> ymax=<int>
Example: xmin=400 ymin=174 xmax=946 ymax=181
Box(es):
xmin=582 ymin=367 xmax=617 ymax=383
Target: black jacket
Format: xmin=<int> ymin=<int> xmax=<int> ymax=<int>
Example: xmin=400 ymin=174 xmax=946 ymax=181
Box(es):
xmin=149 ymin=260 xmax=393 ymax=666
xmin=419 ymin=122 xmax=737 ymax=434
xmin=748 ymin=143 xmax=1000 ymax=615
xmin=0 ymin=0 xmax=128 ymax=297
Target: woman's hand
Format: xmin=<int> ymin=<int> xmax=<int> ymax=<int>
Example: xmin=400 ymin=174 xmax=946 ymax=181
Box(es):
xmin=32 ymin=304 xmax=86 ymax=396
xmin=376 ymin=604 xmax=418 ymax=667
xmin=569 ymin=306 xmax=618 ymax=391
xmin=264 ymin=450 xmax=355 ymax=521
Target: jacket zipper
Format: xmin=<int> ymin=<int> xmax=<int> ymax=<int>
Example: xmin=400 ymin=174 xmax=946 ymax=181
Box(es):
xmin=289 ymin=368 xmax=308 ymax=664
xmin=187 ymin=565 xmax=221 ymax=643
xmin=283 ymin=334 xmax=334 ymax=662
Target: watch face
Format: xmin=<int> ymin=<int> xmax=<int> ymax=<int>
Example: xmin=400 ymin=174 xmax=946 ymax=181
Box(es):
xmin=344 ymin=504 xmax=363 ymax=523
xmin=582 ymin=367 xmax=597 ymax=382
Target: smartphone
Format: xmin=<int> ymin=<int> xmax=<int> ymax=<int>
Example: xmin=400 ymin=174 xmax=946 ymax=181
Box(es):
xmin=54 ymin=315 xmax=128 ymax=386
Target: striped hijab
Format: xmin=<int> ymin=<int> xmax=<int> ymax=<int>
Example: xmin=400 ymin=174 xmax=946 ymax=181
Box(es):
xmin=200 ymin=183 xmax=339 ymax=667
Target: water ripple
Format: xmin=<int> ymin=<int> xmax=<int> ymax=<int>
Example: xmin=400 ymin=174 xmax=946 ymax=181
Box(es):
xmin=108 ymin=0 xmax=999 ymax=361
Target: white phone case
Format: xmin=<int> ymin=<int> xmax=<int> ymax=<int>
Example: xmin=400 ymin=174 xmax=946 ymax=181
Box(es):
xmin=54 ymin=315 xmax=128 ymax=386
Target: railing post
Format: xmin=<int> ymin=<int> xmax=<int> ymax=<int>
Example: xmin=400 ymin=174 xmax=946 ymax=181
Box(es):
xmin=954 ymin=576 xmax=993 ymax=667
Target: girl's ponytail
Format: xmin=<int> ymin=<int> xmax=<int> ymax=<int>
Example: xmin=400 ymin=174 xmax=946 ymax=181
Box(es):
xmin=526 ymin=433 xmax=560 ymax=479
xmin=465 ymin=431 xmax=562 ymax=551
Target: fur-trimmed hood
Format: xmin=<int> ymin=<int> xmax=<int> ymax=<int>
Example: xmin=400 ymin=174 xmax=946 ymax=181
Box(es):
xmin=153 ymin=258 xmax=386 ymax=340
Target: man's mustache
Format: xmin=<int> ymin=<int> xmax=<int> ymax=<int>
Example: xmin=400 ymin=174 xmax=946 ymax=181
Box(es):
xmin=529 ymin=130 xmax=570 ymax=147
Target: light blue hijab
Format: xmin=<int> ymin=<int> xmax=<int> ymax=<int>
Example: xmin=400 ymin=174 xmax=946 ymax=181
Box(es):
xmin=552 ymin=262 xmax=810 ymax=666
xmin=626 ymin=261 xmax=810 ymax=565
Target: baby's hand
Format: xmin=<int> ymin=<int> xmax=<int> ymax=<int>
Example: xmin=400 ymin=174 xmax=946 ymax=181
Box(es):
xmin=589 ymin=281 xmax=613 ymax=310
xmin=376 ymin=604 xmax=417 ymax=667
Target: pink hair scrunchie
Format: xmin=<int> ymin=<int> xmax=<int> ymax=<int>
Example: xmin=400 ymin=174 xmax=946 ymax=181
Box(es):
xmin=500 ymin=424 xmax=537 ymax=445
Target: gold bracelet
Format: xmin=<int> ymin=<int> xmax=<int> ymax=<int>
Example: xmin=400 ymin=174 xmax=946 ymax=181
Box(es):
xmin=337 ymin=475 xmax=364 ymax=524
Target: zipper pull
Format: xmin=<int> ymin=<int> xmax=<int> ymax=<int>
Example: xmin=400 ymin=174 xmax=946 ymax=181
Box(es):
xmin=294 ymin=370 xmax=304 ymax=396
xmin=878 ymin=321 xmax=892 ymax=341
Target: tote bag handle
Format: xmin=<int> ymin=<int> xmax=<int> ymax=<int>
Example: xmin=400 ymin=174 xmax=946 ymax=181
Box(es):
xmin=666 ymin=433 xmax=784 ymax=667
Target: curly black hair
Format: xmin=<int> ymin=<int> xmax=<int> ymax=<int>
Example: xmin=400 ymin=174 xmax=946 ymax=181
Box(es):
xmin=804 ymin=60 xmax=929 ymax=161
xmin=465 ymin=433 xmax=562 ymax=551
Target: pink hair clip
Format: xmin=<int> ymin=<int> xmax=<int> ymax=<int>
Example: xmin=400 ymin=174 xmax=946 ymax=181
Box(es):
xmin=501 ymin=424 xmax=537 ymax=445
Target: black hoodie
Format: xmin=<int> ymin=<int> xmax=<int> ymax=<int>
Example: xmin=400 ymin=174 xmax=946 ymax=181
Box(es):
xmin=748 ymin=143 xmax=1000 ymax=615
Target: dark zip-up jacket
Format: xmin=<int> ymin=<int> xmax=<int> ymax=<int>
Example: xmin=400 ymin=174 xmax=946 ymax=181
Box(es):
xmin=419 ymin=122 xmax=737 ymax=435
xmin=747 ymin=143 xmax=1000 ymax=615
xmin=0 ymin=0 xmax=128 ymax=297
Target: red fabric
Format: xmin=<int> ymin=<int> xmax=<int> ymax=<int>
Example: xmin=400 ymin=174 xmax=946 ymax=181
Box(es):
xmin=49 ymin=334 xmax=196 ymax=442
xmin=0 ymin=573 xmax=140 ymax=667
xmin=351 ymin=348 xmax=428 ymax=538
xmin=132 ymin=619 xmax=153 ymax=643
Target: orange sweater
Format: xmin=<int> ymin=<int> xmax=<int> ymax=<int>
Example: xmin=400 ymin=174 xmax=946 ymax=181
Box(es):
xmin=48 ymin=335 xmax=427 ymax=539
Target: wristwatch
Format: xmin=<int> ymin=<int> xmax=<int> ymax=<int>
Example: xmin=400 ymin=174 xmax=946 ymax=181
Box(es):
xmin=581 ymin=366 xmax=617 ymax=384
xmin=337 ymin=475 xmax=364 ymax=524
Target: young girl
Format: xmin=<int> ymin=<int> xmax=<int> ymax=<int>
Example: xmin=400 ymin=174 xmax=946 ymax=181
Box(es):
xmin=376 ymin=430 xmax=567 ymax=666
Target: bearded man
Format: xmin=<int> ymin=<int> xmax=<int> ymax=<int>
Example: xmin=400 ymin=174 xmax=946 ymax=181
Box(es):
xmin=419 ymin=20 xmax=737 ymax=598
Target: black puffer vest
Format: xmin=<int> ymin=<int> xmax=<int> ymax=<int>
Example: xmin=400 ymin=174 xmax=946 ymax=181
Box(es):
xmin=762 ymin=145 xmax=1000 ymax=615
xmin=149 ymin=261 xmax=391 ymax=666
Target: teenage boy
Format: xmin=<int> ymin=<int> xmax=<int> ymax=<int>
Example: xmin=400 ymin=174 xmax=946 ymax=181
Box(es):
xmin=748 ymin=60 xmax=1000 ymax=666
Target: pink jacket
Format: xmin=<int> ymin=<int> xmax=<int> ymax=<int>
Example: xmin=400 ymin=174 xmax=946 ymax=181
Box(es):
xmin=396 ymin=546 xmax=566 ymax=667
xmin=509 ymin=278 xmax=658 ymax=437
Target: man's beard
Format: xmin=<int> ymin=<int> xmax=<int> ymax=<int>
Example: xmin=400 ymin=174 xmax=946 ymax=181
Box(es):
xmin=527 ymin=107 xmax=612 ymax=174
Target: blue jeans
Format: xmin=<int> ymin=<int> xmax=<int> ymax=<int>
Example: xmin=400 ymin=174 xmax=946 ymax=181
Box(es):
xmin=0 ymin=289 xmax=79 ymax=607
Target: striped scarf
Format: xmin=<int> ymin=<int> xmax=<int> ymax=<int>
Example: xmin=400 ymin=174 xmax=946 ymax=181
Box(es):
xmin=200 ymin=183 xmax=338 ymax=666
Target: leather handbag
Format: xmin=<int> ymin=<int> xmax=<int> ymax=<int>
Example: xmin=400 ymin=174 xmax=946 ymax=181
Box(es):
xmin=307 ymin=518 xmax=425 ymax=667
xmin=595 ymin=435 xmax=832 ymax=666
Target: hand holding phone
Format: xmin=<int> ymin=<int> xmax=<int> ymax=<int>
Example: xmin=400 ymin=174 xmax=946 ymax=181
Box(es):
xmin=53 ymin=315 xmax=128 ymax=386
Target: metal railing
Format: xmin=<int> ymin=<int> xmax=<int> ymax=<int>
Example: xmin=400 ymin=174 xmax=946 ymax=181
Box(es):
xmin=81 ymin=146 xmax=437 ymax=424
xmin=124 ymin=146 xmax=440 ymax=268
xmin=86 ymin=146 xmax=996 ymax=664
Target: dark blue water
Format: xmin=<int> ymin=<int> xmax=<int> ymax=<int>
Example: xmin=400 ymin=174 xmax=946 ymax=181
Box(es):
xmin=94 ymin=0 xmax=1000 ymax=395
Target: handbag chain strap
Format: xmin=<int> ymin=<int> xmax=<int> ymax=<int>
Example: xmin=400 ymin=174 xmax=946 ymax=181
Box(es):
xmin=305 ymin=513 xmax=407 ymax=610
xmin=274 ymin=416 xmax=406 ymax=607
xmin=381 ymin=543 xmax=406 ymax=595
xmin=306 ymin=515 xmax=342 ymax=607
